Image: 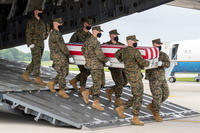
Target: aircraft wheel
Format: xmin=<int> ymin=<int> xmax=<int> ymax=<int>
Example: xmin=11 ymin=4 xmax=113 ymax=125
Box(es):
xmin=169 ymin=77 xmax=176 ymax=83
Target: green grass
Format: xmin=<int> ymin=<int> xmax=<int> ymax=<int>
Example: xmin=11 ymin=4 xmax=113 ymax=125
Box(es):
xmin=176 ymin=78 xmax=196 ymax=82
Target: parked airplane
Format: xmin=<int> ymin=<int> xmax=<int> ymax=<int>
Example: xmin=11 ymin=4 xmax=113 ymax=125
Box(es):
xmin=163 ymin=39 xmax=200 ymax=83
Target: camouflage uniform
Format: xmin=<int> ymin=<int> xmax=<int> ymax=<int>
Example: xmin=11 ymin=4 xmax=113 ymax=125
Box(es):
xmin=69 ymin=29 xmax=92 ymax=87
xmin=49 ymin=29 xmax=71 ymax=89
xmin=115 ymin=46 xmax=149 ymax=116
xmin=103 ymin=40 xmax=127 ymax=98
xmin=145 ymin=51 xmax=170 ymax=113
xmin=82 ymin=35 xmax=108 ymax=100
xmin=25 ymin=17 xmax=49 ymax=77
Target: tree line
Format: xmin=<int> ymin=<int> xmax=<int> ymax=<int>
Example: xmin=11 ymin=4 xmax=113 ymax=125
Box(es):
xmin=0 ymin=48 xmax=50 ymax=61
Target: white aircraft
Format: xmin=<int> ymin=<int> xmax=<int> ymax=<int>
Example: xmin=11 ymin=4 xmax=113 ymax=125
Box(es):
xmin=163 ymin=39 xmax=200 ymax=83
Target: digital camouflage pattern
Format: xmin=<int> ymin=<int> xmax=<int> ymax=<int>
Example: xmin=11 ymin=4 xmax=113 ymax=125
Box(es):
xmin=82 ymin=35 xmax=108 ymax=100
xmin=103 ymin=41 xmax=127 ymax=98
xmin=145 ymin=51 xmax=170 ymax=112
xmin=69 ymin=29 xmax=92 ymax=87
xmin=49 ymin=29 xmax=71 ymax=89
xmin=115 ymin=46 xmax=149 ymax=116
xmin=25 ymin=17 xmax=50 ymax=77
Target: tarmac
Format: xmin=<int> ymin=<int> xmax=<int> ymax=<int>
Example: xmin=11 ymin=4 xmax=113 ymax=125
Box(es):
xmin=0 ymin=72 xmax=200 ymax=133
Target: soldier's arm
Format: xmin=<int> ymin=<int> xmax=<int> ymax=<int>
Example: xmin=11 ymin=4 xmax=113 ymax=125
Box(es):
xmin=26 ymin=20 xmax=33 ymax=46
xmin=135 ymin=50 xmax=149 ymax=67
xmin=57 ymin=34 xmax=71 ymax=58
xmin=69 ymin=32 xmax=78 ymax=43
xmin=115 ymin=48 xmax=123 ymax=62
xmin=160 ymin=52 xmax=170 ymax=68
xmin=95 ymin=42 xmax=108 ymax=63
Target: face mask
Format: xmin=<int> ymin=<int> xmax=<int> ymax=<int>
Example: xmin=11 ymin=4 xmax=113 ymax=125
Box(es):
xmin=157 ymin=46 xmax=162 ymax=51
xmin=86 ymin=26 xmax=91 ymax=30
xmin=114 ymin=36 xmax=119 ymax=42
xmin=38 ymin=13 xmax=43 ymax=18
xmin=133 ymin=43 xmax=137 ymax=47
xmin=97 ymin=33 xmax=102 ymax=38
xmin=58 ymin=25 xmax=63 ymax=32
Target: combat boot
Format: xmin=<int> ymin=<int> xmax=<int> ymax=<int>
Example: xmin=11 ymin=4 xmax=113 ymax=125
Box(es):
xmin=154 ymin=112 xmax=163 ymax=122
xmin=81 ymin=90 xmax=89 ymax=104
xmin=115 ymin=97 xmax=123 ymax=106
xmin=79 ymin=86 xmax=86 ymax=93
xmin=69 ymin=78 xmax=79 ymax=91
xmin=47 ymin=80 xmax=56 ymax=93
xmin=58 ymin=89 xmax=70 ymax=99
xmin=131 ymin=116 xmax=144 ymax=126
xmin=92 ymin=100 xmax=104 ymax=111
xmin=147 ymin=103 xmax=155 ymax=115
xmin=22 ymin=71 xmax=31 ymax=82
xmin=35 ymin=77 xmax=47 ymax=86
xmin=115 ymin=105 xmax=125 ymax=118
xmin=106 ymin=88 xmax=113 ymax=102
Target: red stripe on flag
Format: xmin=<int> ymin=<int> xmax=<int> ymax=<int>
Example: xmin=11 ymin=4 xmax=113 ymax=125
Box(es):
xmin=149 ymin=48 xmax=153 ymax=59
xmin=70 ymin=51 xmax=83 ymax=55
xmin=154 ymin=47 xmax=158 ymax=58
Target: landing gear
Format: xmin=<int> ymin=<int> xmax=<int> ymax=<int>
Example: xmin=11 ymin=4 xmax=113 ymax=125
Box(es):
xmin=169 ymin=77 xmax=176 ymax=83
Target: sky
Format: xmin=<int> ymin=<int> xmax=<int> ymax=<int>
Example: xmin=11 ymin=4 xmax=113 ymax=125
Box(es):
xmin=16 ymin=5 xmax=200 ymax=53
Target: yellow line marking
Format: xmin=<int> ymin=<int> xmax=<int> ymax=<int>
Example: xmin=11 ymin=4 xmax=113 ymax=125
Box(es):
xmin=170 ymin=120 xmax=200 ymax=123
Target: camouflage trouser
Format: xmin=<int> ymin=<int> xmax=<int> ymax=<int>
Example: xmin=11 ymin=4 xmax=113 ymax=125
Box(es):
xmin=26 ymin=43 xmax=44 ymax=77
xmin=53 ymin=57 xmax=69 ymax=89
xmin=89 ymin=69 xmax=105 ymax=100
xmin=123 ymin=71 xmax=144 ymax=116
xmin=75 ymin=65 xmax=90 ymax=87
xmin=109 ymin=68 xmax=127 ymax=98
xmin=149 ymin=79 xmax=169 ymax=112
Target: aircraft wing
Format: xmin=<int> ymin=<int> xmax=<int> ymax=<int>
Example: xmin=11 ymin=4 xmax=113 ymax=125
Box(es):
xmin=168 ymin=0 xmax=200 ymax=10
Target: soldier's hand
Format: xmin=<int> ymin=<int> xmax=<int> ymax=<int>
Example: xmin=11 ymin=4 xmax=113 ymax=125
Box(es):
xmin=29 ymin=44 xmax=35 ymax=49
xmin=69 ymin=57 xmax=75 ymax=64
xmin=105 ymin=61 xmax=111 ymax=66
xmin=157 ymin=61 xmax=163 ymax=67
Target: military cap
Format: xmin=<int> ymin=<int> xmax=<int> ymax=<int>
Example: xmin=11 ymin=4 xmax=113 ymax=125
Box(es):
xmin=92 ymin=26 xmax=103 ymax=32
xmin=126 ymin=35 xmax=139 ymax=41
xmin=33 ymin=6 xmax=43 ymax=11
xmin=109 ymin=29 xmax=120 ymax=35
xmin=53 ymin=18 xmax=64 ymax=24
xmin=152 ymin=38 xmax=163 ymax=44
xmin=83 ymin=18 xmax=93 ymax=25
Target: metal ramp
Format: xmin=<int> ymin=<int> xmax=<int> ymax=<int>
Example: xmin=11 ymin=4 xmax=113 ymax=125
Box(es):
xmin=2 ymin=88 xmax=200 ymax=129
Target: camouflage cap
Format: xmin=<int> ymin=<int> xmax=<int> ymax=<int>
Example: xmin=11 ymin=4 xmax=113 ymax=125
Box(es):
xmin=83 ymin=18 xmax=93 ymax=25
xmin=53 ymin=18 xmax=64 ymax=24
xmin=152 ymin=38 xmax=163 ymax=44
xmin=92 ymin=26 xmax=103 ymax=32
xmin=126 ymin=35 xmax=139 ymax=41
xmin=33 ymin=6 xmax=43 ymax=11
xmin=109 ymin=29 xmax=120 ymax=35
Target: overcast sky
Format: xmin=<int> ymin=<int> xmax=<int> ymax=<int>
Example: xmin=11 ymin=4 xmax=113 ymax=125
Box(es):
xmin=16 ymin=5 xmax=200 ymax=53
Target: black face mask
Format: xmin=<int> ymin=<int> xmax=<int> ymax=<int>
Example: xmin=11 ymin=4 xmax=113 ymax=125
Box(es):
xmin=114 ymin=36 xmax=119 ymax=42
xmin=97 ymin=33 xmax=102 ymax=38
xmin=58 ymin=25 xmax=63 ymax=32
xmin=38 ymin=13 xmax=43 ymax=18
xmin=86 ymin=26 xmax=91 ymax=30
xmin=133 ymin=43 xmax=137 ymax=47
xmin=157 ymin=46 xmax=162 ymax=51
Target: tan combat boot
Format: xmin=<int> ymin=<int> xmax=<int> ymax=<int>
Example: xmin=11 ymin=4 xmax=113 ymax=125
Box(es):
xmin=147 ymin=103 xmax=155 ymax=115
xmin=69 ymin=78 xmax=79 ymax=91
xmin=81 ymin=90 xmax=89 ymax=104
xmin=154 ymin=112 xmax=163 ymax=122
xmin=35 ymin=77 xmax=47 ymax=86
xmin=115 ymin=105 xmax=125 ymax=118
xmin=115 ymin=97 xmax=123 ymax=106
xmin=79 ymin=86 xmax=86 ymax=93
xmin=58 ymin=89 xmax=70 ymax=99
xmin=106 ymin=88 xmax=113 ymax=102
xmin=22 ymin=71 xmax=31 ymax=82
xmin=131 ymin=116 xmax=144 ymax=126
xmin=47 ymin=80 xmax=56 ymax=93
xmin=92 ymin=100 xmax=104 ymax=111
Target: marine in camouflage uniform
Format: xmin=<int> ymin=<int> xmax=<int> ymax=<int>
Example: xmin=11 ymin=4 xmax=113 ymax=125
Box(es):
xmin=115 ymin=35 xmax=149 ymax=126
xmin=69 ymin=19 xmax=92 ymax=93
xmin=81 ymin=26 xmax=108 ymax=111
xmin=145 ymin=38 xmax=170 ymax=122
xmin=22 ymin=7 xmax=50 ymax=86
xmin=103 ymin=29 xmax=127 ymax=106
xmin=47 ymin=18 xmax=71 ymax=99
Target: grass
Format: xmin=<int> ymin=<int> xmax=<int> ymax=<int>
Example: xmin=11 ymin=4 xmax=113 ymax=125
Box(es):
xmin=176 ymin=78 xmax=196 ymax=82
